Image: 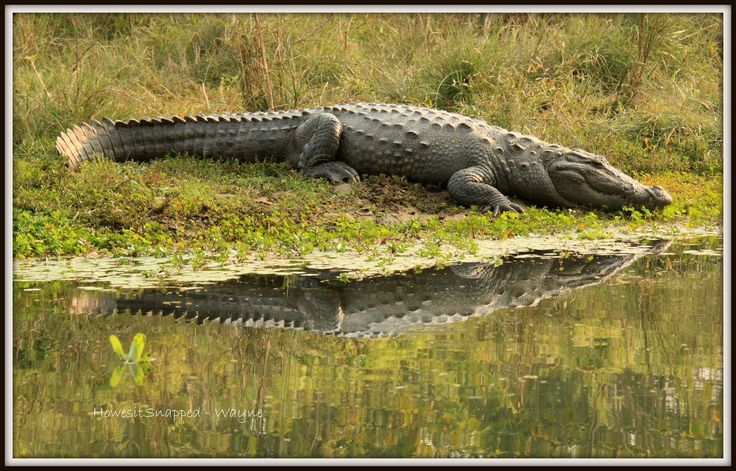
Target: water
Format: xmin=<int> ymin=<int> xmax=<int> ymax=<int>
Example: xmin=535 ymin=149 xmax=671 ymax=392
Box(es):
xmin=12 ymin=237 xmax=723 ymax=458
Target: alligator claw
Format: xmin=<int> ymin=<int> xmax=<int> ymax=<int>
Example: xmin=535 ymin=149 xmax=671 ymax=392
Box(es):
xmin=481 ymin=202 xmax=524 ymax=217
xmin=509 ymin=202 xmax=524 ymax=213
xmin=304 ymin=161 xmax=360 ymax=184
xmin=334 ymin=170 xmax=360 ymax=184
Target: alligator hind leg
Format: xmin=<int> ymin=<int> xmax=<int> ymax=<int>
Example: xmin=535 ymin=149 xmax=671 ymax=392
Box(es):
xmin=448 ymin=166 xmax=524 ymax=216
xmin=291 ymin=112 xmax=360 ymax=183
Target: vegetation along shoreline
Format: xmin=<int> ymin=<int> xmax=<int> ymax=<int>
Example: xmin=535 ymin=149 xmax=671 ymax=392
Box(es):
xmin=13 ymin=13 xmax=723 ymax=262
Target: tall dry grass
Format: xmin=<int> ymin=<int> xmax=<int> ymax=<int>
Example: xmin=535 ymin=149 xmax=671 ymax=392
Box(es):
xmin=13 ymin=12 xmax=723 ymax=174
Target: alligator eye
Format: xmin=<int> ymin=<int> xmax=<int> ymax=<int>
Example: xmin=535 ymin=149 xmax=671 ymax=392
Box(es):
xmin=568 ymin=150 xmax=593 ymax=163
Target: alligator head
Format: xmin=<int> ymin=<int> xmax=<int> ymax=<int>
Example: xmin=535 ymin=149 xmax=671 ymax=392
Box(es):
xmin=543 ymin=147 xmax=673 ymax=210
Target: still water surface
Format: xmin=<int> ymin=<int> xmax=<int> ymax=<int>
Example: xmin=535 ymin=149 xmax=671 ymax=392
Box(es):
xmin=12 ymin=237 xmax=723 ymax=458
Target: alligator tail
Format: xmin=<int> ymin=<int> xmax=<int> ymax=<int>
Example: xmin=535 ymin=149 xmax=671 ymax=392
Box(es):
xmin=55 ymin=112 xmax=294 ymax=170
xmin=56 ymin=119 xmax=114 ymax=169
xmin=57 ymin=115 xmax=238 ymax=170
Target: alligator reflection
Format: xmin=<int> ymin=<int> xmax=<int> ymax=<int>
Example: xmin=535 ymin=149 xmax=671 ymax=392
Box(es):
xmin=75 ymin=241 xmax=671 ymax=338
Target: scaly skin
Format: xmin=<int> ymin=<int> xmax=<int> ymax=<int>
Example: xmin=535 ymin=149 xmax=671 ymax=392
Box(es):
xmin=56 ymin=103 xmax=673 ymax=213
xmin=70 ymin=240 xmax=671 ymax=338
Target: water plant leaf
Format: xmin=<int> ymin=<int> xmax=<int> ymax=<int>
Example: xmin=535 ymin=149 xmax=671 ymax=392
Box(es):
xmin=109 ymin=335 xmax=127 ymax=360
xmin=127 ymin=333 xmax=146 ymax=363
xmin=131 ymin=364 xmax=145 ymax=385
xmin=109 ymin=365 xmax=125 ymax=388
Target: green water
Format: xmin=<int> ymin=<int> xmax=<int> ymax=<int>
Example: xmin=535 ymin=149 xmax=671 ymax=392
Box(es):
xmin=12 ymin=238 xmax=723 ymax=458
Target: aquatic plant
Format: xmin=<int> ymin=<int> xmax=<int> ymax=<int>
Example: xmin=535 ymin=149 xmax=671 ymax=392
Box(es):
xmin=108 ymin=332 xmax=153 ymax=387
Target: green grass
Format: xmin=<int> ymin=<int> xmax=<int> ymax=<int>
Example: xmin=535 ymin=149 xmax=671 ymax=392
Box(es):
xmin=12 ymin=13 xmax=723 ymax=259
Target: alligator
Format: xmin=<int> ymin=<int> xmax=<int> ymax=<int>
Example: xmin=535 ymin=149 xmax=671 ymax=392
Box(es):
xmin=71 ymin=240 xmax=671 ymax=338
xmin=56 ymin=103 xmax=672 ymax=214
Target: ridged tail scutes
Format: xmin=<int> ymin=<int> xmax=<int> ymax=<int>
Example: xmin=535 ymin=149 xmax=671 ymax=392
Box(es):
xmin=56 ymin=110 xmax=307 ymax=170
xmin=55 ymin=114 xmax=239 ymax=170
xmin=56 ymin=118 xmax=122 ymax=170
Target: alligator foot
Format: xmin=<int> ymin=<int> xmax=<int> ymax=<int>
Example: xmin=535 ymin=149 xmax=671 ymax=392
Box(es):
xmin=303 ymin=161 xmax=360 ymax=184
xmin=448 ymin=166 xmax=523 ymax=216
xmin=291 ymin=112 xmax=360 ymax=184
xmin=480 ymin=202 xmax=524 ymax=217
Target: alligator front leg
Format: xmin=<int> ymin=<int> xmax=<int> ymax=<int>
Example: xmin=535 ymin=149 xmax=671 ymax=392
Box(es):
xmin=292 ymin=112 xmax=359 ymax=183
xmin=448 ymin=166 xmax=524 ymax=216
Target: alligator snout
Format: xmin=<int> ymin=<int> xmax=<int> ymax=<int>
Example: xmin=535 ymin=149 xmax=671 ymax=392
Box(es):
xmin=647 ymin=185 xmax=673 ymax=207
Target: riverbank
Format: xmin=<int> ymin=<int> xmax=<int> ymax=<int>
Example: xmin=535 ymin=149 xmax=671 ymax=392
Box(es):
xmin=12 ymin=13 xmax=723 ymax=261
xmin=14 ymin=216 xmax=721 ymax=287
xmin=12 ymin=157 xmax=723 ymax=262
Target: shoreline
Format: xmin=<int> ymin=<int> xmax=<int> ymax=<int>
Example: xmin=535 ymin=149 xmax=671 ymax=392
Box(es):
xmin=13 ymin=225 xmax=722 ymax=288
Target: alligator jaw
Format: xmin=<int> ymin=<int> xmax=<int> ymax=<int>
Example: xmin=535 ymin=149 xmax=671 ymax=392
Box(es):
xmin=646 ymin=185 xmax=673 ymax=208
xmin=547 ymin=153 xmax=673 ymax=211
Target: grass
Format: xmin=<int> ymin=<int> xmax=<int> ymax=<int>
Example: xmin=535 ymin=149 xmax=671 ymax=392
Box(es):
xmin=12 ymin=13 xmax=724 ymax=260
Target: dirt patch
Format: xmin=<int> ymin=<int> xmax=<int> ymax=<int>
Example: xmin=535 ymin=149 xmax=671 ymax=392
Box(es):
xmin=352 ymin=175 xmax=461 ymax=215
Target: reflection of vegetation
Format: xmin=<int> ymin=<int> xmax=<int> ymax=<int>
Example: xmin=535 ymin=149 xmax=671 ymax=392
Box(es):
xmin=108 ymin=333 xmax=153 ymax=387
xmin=108 ymin=362 xmax=153 ymax=388
xmin=109 ymin=333 xmax=148 ymax=363
xmin=12 ymin=242 xmax=722 ymax=458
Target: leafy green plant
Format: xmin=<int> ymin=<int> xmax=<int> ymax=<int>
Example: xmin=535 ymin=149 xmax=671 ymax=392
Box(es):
xmin=108 ymin=333 xmax=153 ymax=387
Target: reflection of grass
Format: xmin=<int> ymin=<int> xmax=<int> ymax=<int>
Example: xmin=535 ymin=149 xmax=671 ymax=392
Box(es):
xmin=12 ymin=13 xmax=723 ymax=260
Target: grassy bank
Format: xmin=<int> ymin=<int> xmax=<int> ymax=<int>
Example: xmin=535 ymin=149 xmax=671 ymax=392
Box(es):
xmin=12 ymin=13 xmax=723 ymax=259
